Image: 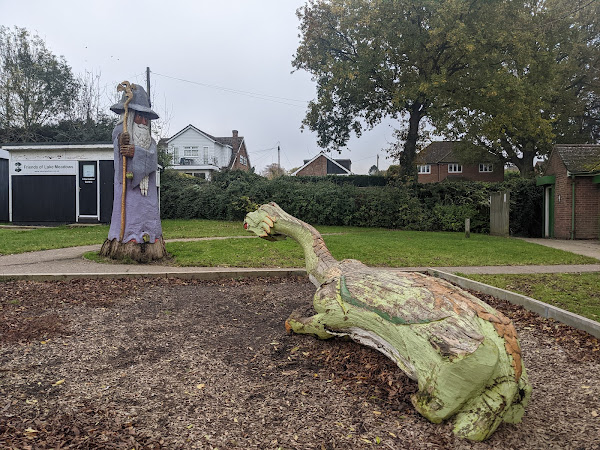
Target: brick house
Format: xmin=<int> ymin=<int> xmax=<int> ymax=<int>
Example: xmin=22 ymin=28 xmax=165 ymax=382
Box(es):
xmin=291 ymin=152 xmax=352 ymax=176
xmin=164 ymin=125 xmax=251 ymax=180
xmin=415 ymin=141 xmax=504 ymax=183
xmin=536 ymin=144 xmax=600 ymax=239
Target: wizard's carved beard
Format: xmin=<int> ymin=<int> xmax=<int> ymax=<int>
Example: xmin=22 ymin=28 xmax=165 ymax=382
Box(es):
xmin=132 ymin=120 xmax=151 ymax=150
xmin=122 ymin=114 xmax=152 ymax=195
xmin=122 ymin=113 xmax=151 ymax=150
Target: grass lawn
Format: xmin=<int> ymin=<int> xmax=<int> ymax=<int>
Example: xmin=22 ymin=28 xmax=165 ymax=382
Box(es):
xmin=2 ymin=220 xmax=597 ymax=267
xmin=0 ymin=225 xmax=110 ymax=255
xmin=0 ymin=220 xmax=247 ymax=256
xmin=462 ymin=273 xmax=600 ymax=322
xmin=165 ymin=229 xmax=597 ymax=267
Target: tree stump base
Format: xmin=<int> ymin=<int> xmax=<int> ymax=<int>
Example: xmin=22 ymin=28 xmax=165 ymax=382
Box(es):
xmin=99 ymin=237 xmax=168 ymax=263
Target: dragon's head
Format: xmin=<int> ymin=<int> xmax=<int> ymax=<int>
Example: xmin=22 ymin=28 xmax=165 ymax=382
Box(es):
xmin=244 ymin=203 xmax=287 ymax=241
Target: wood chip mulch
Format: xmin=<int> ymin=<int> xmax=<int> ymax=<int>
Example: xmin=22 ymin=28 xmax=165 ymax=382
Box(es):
xmin=1 ymin=277 xmax=599 ymax=449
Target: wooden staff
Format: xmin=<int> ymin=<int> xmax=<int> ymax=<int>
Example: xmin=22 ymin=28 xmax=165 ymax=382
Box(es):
xmin=117 ymin=81 xmax=134 ymax=242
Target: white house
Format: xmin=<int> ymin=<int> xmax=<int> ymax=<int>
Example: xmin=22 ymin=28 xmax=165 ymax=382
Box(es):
xmin=165 ymin=125 xmax=251 ymax=180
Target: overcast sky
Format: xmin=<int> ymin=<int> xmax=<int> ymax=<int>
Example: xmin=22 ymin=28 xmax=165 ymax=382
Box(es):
xmin=1 ymin=0 xmax=398 ymax=174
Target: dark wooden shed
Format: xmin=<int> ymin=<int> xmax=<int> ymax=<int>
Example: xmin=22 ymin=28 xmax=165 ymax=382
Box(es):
xmin=1 ymin=143 xmax=115 ymax=225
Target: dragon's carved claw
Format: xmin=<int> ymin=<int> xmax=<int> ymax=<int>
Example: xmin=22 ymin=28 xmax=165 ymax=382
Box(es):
xmin=260 ymin=221 xmax=272 ymax=234
xmin=244 ymin=211 xmax=286 ymax=241
xmin=263 ymin=217 xmax=274 ymax=228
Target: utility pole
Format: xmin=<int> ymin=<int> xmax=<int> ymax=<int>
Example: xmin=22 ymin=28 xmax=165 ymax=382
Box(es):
xmin=377 ymin=154 xmax=379 ymax=172
xmin=278 ymin=145 xmax=281 ymax=170
xmin=146 ymin=67 xmax=151 ymax=102
xmin=146 ymin=67 xmax=152 ymax=136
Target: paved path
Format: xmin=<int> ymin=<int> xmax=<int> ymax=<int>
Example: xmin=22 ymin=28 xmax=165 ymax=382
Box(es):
xmin=1 ymin=237 xmax=599 ymax=279
xmin=518 ymin=237 xmax=600 ymax=261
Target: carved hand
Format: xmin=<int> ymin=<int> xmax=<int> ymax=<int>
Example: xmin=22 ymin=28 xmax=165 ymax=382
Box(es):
xmin=119 ymin=132 xmax=135 ymax=158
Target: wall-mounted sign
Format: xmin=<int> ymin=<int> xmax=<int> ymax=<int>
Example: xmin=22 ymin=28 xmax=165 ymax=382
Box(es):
xmin=10 ymin=160 xmax=77 ymax=176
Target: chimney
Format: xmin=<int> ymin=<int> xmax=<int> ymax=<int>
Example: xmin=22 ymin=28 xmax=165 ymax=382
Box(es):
xmin=232 ymin=130 xmax=239 ymax=151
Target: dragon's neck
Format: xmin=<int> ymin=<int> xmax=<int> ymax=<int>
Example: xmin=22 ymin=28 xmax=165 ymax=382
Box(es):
xmin=273 ymin=214 xmax=339 ymax=286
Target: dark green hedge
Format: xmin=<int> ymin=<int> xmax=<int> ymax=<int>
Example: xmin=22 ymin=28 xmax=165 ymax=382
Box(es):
xmin=288 ymin=174 xmax=388 ymax=187
xmin=160 ymin=170 xmax=542 ymax=236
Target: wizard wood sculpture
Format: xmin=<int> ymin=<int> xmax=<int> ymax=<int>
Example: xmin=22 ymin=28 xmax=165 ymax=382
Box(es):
xmin=99 ymin=82 xmax=167 ymax=263
xmin=244 ymin=203 xmax=531 ymax=441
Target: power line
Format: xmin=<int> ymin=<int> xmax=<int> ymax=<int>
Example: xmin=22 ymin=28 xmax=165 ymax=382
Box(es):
xmin=152 ymin=71 xmax=310 ymax=108
xmin=94 ymin=71 xmax=146 ymax=94
xmin=252 ymin=145 xmax=280 ymax=153
xmin=353 ymin=153 xmax=382 ymax=162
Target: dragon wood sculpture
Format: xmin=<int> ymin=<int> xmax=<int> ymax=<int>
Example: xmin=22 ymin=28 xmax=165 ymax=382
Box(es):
xmin=244 ymin=203 xmax=531 ymax=441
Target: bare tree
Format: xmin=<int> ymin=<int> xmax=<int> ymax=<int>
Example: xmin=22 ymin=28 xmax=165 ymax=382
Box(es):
xmin=261 ymin=163 xmax=287 ymax=179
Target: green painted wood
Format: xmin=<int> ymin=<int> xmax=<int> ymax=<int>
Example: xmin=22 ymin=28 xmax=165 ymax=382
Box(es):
xmin=536 ymin=175 xmax=556 ymax=186
xmin=244 ymin=203 xmax=532 ymax=441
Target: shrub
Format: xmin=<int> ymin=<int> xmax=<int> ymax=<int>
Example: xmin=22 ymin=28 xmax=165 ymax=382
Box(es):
xmin=500 ymin=177 xmax=543 ymax=237
xmin=430 ymin=204 xmax=480 ymax=232
xmin=291 ymin=174 xmax=387 ymax=187
xmin=159 ymin=170 xmax=542 ymax=236
xmin=353 ymin=187 xmax=428 ymax=229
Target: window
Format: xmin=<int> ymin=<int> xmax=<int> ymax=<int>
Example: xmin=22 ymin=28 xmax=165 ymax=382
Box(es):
xmin=185 ymin=172 xmax=205 ymax=179
xmin=417 ymin=164 xmax=431 ymax=174
xmin=240 ymin=155 xmax=247 ymax=166
xmin=202 ymin=146 xmax=210 ymax=164
xmin=171 ymin=147 xmax=179 ymax=164
xmin=479 ymin=163 xmax=493 ymax=172
xmin=184 ymin=146 xmax=199 ymax=157
xmin=82 ymin=164 xmax=95 ymax=178
xmin=448 ymin=163 xmax=462 ymax=173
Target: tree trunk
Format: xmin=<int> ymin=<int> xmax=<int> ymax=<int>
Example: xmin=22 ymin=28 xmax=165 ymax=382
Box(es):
xmin=519 ymin=150 xmax=536 ymax=178
xmin=507 ymin=140 xmax=536 ymax=179
xmin=401 ymin=102 xmax=425 ymax=178
xmin=99 ymin=237 xmax=168 ymax=263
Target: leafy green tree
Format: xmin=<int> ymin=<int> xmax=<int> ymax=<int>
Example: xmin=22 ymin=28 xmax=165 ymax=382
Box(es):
xmin=436 ymin=0 xmax=600 ymax=177
xmin=546 ymin=0 xmax=600 ymax=145
xmin=293 ymin=0 xmax=518 ymax=177
xmin=0 ymin=26 xmax=80 ymax=140
xmin=157 ymin=141 xmax=173 ymax=169
xmin=0 ymin=28 xmax=117 ymax=143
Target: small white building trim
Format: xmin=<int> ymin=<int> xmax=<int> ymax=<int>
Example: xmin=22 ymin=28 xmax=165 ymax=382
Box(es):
xmin=2 ymin=143 xmax=115 ymax=224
